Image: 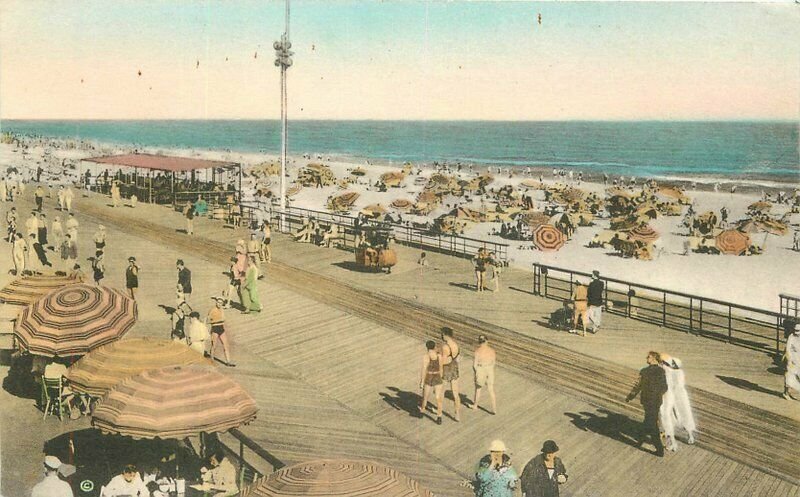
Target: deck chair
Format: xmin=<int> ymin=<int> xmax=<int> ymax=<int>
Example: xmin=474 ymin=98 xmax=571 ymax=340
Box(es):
xmin=41 ymin=376 xmax=70 ymax=421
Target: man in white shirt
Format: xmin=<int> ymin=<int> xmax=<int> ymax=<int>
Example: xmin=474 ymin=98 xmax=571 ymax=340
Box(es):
xmin=200 ymin=450 xmax=239 ymax=496
xmin=102 ymin=464 xmax=148 ymax=497
xmin=186 ymin=312 xmax=209 ymax=355
xmin=31 ymin=455 xmax=74 ymax=497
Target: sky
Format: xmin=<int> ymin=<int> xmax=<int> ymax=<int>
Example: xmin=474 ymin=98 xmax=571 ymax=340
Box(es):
xmin=0 ymin=0 xmax=798 ymax=121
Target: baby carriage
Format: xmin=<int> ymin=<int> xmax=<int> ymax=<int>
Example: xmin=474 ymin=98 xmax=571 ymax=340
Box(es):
xmin=548 ymin=301 xmax=574 ymax=331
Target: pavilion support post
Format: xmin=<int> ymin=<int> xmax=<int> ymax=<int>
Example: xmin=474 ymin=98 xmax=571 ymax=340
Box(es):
xmin=238 ymin=164 xmax=242 ymax=204
xmin=171 ymin=172 xmax=176 ymax=208
xmin=148 ymin=169 xmax=153 ymax=203
xmin=239 ymin=439 xmax=245 ymax=489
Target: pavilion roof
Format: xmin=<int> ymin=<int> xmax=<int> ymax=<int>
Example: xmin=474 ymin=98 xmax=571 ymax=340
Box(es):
xmin=84 ymin=153 xmax=239 ymax=172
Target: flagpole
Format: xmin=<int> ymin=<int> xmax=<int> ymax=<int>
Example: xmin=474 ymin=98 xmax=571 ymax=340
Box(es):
xmin=275 ymin=0 xmax=293 ymax=232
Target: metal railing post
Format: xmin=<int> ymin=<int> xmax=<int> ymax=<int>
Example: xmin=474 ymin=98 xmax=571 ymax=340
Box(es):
xmin=689 ymin=297 xmax=693 ymax=334
xmin=699 ymin=300 xmax=703 ymax=332
xmin=662 ymin=292 xmax=667 ymax=327
xmin=627 ymin=284 xmax=631 ymax=318
xmin=728 ymin=307 xmax=732 ymax=344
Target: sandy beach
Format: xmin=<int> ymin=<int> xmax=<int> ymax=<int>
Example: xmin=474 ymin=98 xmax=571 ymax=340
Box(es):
xmin=0 ymin=135 xmax=797 ymax=312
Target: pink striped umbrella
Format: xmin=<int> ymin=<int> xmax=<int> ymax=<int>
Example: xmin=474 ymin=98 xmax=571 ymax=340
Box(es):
xmin=66 ymin=338 xmax=212 ymax=397
xmin=92 ymin=365 xmax=257 ymax=439
xmin=14 ymin=284 xmax=136 ymax=357
xmin=0 ymin=274 xmax=79 ymax=306
xmin=241 ymin=459 xmax=435 ymax=497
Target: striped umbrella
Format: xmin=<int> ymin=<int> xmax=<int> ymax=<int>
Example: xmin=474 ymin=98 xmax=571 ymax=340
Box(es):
xmin=0 ymin=274 xmax=78 ymax=306
xmin=92 ymin=365 xmax=257 ymax=439
xmin=14 ymin=284 xmax=136 ymax=357
xmin=628 ymin=224 xmax=660 ymax=242
xmin=241 ymin=459 xmax=434 ymax=497
xmin=66 ymin=338 xmax=212 ymax=397
xmin=716 ymin=230 xmax=750 ymax=255
xmin=533 ymin=224 xmax=565 ymax=252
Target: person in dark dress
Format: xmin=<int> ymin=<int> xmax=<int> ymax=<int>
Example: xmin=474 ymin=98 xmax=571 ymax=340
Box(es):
xmin=125 ymin=257 xmax=140 ymax=300
xmin=626 ymin=351 xmax=669 ymax=457
xmin=176 ymin=260 xmax=192 ymax=302
xmin=520 ymin=440 xmax=568 ymax=497
xmin=36 ymin=213 xmax=49 ymax=248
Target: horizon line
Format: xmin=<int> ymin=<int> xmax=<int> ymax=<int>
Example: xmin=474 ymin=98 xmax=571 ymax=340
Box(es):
xmin=2 ymin=118 xmax=798 ymax=124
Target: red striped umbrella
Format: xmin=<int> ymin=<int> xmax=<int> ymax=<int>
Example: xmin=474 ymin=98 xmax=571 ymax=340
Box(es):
xmin=715 ymin=230 xmax=750 ymax=255
xmin=14 ymin=284 xmax=136 ymax=357
xmin=0 ymin=274 xmax=79 ymax=306
xmin=66 ymin=338 xmax=212 ymax=397
xmin=241 ymin=459 xmax=435 ymax=497
xmin=92 ymin=365 xmax=257 ymax=439
xmin=628 ymin=224 xmax=660 ymax=242
xmin=533 ymin=224 xmax=565 ymax=251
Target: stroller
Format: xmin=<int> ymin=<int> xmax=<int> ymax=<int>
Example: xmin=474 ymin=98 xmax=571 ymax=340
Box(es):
xmin=548 ymin=301 xmax=575 ymax=331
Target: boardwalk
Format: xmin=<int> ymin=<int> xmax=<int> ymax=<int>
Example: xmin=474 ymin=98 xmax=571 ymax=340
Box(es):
xmin=1 ymin=189 xmax=798 ymax=497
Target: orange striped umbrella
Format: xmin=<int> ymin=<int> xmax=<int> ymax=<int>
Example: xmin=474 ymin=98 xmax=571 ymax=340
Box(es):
xmin=92 ymin=365 xmax=257 ymax=439
xmin=715 ymin=230 xmax=750 ymax=255
xmin=628 ymin=224 xmax=660 ymax=242
xmin=66 ymin=338 xmax=212 ymax=397
xmin=14 ymin=284 xmax=136 ymax=357
xmin=241 ymin=459 xmax=434 ymax=497
xmin=533 ymin=224 xmax=565 ymax=251
xmin=0 ymin=274 xmax=78 ymax=306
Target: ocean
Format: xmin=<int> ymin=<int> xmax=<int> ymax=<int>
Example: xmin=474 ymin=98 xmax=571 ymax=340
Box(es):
xmin=2 ymin=120 xmax=798 ymax=182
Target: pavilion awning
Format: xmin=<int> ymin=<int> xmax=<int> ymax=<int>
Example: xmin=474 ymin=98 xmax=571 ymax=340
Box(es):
xmin=84 ymin=153 xmax=238 ymax=172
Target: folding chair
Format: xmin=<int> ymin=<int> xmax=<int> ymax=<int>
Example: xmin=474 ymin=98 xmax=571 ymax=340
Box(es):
xmin=41 ymin=375 xmax=69 ymax=421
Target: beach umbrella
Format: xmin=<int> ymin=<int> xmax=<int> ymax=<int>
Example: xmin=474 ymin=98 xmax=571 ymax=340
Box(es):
xmin=380 ymin=171 xmax=405 ymax=187
xmin=14 ymin=284 xmax=137 ymax=358
xmin=748 ymin=201 xmax=772 ymax=213
xmin=286 ymin=184 xmax=303 ymax=197
xmin=66 ymin=338 xmax=212 ymax=398
xmin=0 ymin=274 xmax=79 ymax=306
xmin=520 ymin=179 xmax=541 ymax=189
xmin=241 ymin=459 xmax=435 ymax=497
xmin=361 ymin=204 xmax=388 ymax=217
xmin=754 ymin=218 xmax=788 ymax=236
xmin=92 ymin=365 xmax=257 ymax=440
xmin=657 ymin=187 xmax=690 ymax=204
xmin=628 ymin=224 xmax=660 ymax=242
xmin=389 ymin=198 xmax=413 ymax=211
xmin=350 ymin=167 xmax=366 ymax=177
xmin=533 ymin=224 xmax=565 ymax=251
xmin=715 ymin=230 xmax=750 ymax=255
xmin=327 ymin=191 xmax=360 ymax=212
xmin=518 ymin=211 xmax=551 ymax=228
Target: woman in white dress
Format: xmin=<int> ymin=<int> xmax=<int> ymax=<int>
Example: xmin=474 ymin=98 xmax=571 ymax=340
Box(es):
xmin=659 ymin=353 xmax=697 ymax=451
xmin=784 ymin=324 xmax=800 ymax=401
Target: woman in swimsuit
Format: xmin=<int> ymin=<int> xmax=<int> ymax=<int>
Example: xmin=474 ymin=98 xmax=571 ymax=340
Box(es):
xmin=419 ymin=340 xmax=444 ymax=425
xmin=441 ymin=326 xmax=462 ymax=421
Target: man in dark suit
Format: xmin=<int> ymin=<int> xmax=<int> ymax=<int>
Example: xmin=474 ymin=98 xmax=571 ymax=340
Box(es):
xmin=587 ymin=270 xmax=604 ymax=333
xmin=176 ymin=259 xmax=192 ymax=302
xmin=626 ymin=351 xmax=668 ymax=456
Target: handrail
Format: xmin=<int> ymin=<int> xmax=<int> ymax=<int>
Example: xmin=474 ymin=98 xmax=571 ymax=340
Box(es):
xmin=533 ymin=262 xmax=788 ymax=356
xmin=535 ymin=263 xmax=784 ymax=318
xmin=238 ymin=202 xmax=509 ymax=260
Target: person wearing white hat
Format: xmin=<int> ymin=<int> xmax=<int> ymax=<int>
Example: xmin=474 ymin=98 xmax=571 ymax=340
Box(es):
xmin=31 ymin=455 xmax=74 ymax=497
xmin=474 ymin=440 xmax=518 ymax=497
xmin=659 ymin=353 xmax=697 ymax=451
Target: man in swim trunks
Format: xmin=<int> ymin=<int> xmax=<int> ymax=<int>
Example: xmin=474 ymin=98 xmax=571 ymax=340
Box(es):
xmin=441 ymin=326 xmax=462 ymax=422
xmin=472 ymin=334 xmax=497 ymax=414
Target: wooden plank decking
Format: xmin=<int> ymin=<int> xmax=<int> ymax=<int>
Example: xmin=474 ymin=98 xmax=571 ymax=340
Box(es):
xmin=1 ymin=189 xmax=798 ymax=497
